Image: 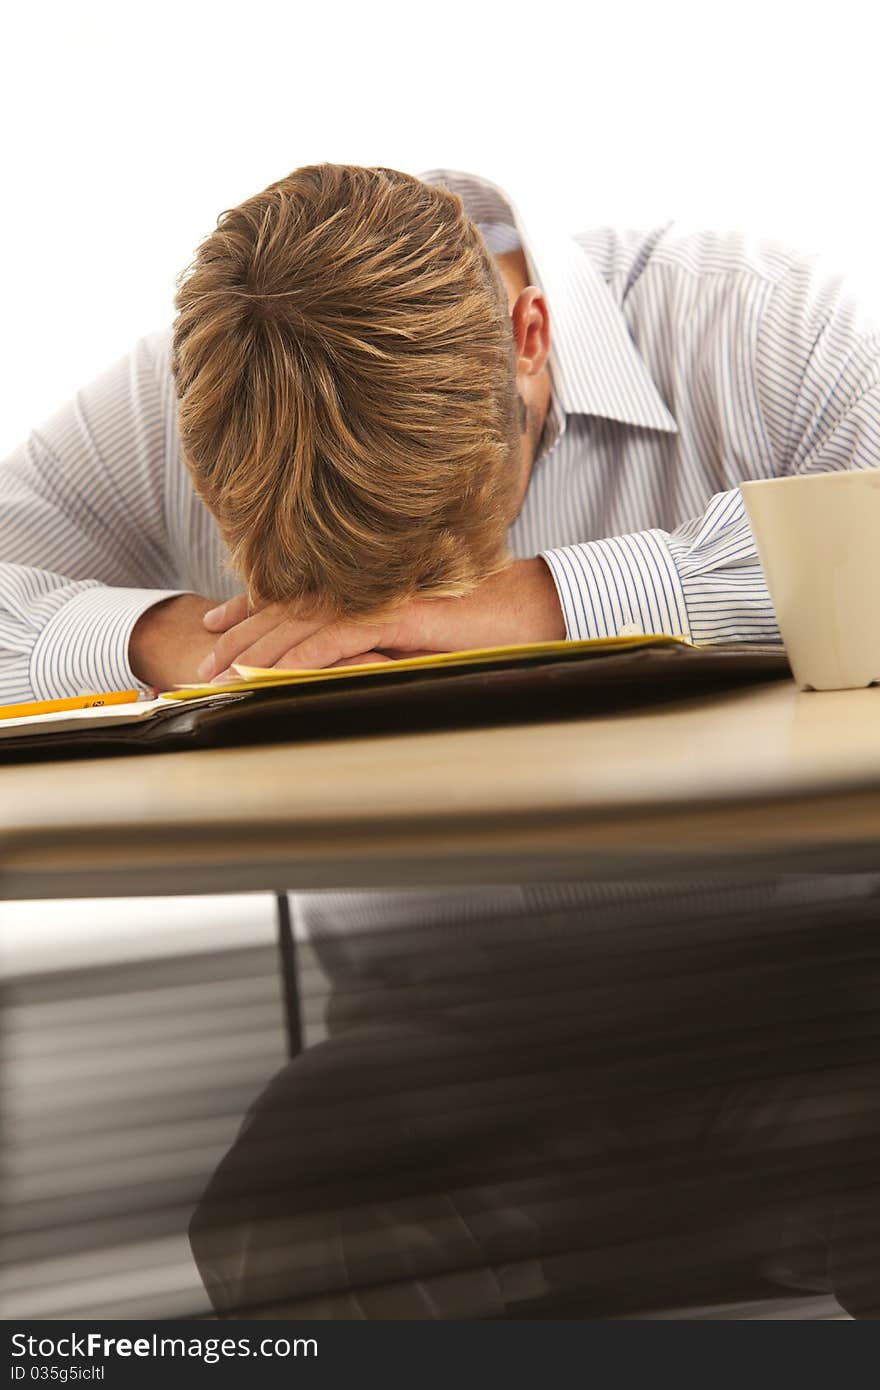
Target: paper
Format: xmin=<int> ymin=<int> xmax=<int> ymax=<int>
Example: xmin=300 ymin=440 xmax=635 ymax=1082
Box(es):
xmin=167 ymin=633 xmax=690 ymax=701
xmin=0 ymin=692 xmax=233 ymax=740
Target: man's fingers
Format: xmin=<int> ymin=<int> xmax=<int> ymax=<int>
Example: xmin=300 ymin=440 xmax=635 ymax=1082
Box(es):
xmin=200 ymin=604 xmax=413 ymax=680
xmin=274 ymin=619 xmax=396 ymax=670
xmin=200 ymin=612 xmax=328 ymax=680
xmin=198 ymin=609 xmax=277 ymax=680
xmin=327 ymin=651 xmax=393 ymax=668
xmin=207 ymin=649 xmax=393 ymax=684
xmin=207 ymin=619 xmax=330 ymax=680
xmin=379 ymin=648 xmax=443 ymax=660
xmin=203 ymin=595 xmax=251 ymax=632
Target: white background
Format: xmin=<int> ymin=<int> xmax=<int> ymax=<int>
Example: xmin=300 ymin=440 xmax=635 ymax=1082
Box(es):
xmin=2 ymin=0 xmax=878 ymax=457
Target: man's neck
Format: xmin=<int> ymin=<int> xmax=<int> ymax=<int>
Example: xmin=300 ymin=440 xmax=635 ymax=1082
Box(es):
xmin=494 ymin=248 xmax=530 ymax=301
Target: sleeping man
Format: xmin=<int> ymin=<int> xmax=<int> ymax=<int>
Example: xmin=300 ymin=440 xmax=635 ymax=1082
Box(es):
xmin=6 ymin=163 xmax=880 ymax=700
xmin=3 ymin=164 xmax=880 ymax=1317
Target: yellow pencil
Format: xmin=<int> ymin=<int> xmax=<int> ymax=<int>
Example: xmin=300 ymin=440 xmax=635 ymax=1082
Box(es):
xmin=0 ymin=689 xmax=142 ymax=722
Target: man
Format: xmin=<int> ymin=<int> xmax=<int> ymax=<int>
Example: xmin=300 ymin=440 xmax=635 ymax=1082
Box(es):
xmin=4 ymin=165 xmax=880 ymax=1319
xmin=3 ymin=163 xmax=879 ymax=701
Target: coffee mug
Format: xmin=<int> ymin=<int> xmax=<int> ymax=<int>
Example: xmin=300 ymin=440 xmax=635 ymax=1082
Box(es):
xmin=741 ymin=470 xmax=880 ymax=690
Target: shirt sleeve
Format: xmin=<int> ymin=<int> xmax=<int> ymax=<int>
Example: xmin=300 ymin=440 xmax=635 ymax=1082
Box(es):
xmin=541 ymin=252 xmax=880 ymax=645
xmin=0 ymin=333 xmax=191 ymax=702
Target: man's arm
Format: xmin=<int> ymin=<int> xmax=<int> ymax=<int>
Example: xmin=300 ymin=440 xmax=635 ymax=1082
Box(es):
xmin=129 ymin=594 xmax=218 ymax=690
xmin=197 ymin=557 xmax=565 ymax=681
xmin=0 ymin=334 xmax=215 ymax=701
xmin=539 ymin=490 xmax=770 ymax=646
xmin=541 ymin=249 xmax=880 ymax=647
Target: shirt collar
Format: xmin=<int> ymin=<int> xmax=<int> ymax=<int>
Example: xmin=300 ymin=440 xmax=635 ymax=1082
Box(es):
xmin=418 ymin=168 xmax=678 ymax=435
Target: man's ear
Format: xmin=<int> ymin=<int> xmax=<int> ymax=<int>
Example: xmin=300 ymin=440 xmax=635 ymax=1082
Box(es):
xmin=510 ymin=286 xmax=551 ymax=377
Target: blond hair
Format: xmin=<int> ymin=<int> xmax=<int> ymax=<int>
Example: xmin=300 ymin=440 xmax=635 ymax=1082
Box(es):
xmin=171 ymin=163 xmax=522 ymax=616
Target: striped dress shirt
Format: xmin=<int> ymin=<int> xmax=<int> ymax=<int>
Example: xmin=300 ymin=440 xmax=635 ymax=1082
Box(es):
xmin=2 ymin=168 xmax=880 ymax=702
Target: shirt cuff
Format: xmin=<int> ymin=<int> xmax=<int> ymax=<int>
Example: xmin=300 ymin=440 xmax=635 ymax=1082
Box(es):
xmin=540 ymin=531 xmax=692 ymax=642
xmin=29 ymin=586 xmax=191 ymax=702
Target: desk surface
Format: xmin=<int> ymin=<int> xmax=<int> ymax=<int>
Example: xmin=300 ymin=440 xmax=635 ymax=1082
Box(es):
xmin=2 ymin=680 xmax=880 ymax=899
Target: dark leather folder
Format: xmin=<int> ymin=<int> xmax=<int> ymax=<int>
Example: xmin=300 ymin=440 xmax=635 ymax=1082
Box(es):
xmin=0 ymin=640 xmax=791 ymax=764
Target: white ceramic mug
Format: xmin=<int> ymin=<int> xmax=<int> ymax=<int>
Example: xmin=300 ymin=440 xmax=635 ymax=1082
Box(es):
xmin=740 ymin=471 xmax=880 ymax=690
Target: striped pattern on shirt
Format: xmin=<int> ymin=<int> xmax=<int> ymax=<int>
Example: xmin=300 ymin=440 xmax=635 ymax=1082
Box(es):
xmin=2 ymin=169 xmax=880 ymax=702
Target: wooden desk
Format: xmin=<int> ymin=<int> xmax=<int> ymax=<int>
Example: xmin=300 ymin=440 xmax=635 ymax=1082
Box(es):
xmin=2 ymin=680 xmax=880 ymax=900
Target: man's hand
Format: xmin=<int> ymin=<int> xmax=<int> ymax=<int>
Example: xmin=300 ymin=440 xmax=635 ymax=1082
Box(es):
xmin=198 ymin=558 xmax=566 ymax=681
xmin=130 ymin=593 xmax=219 ymax=691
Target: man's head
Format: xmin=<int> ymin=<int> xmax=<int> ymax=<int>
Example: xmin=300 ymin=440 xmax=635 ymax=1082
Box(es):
xmin=172 ymin=163 xmax=551 ymax=617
